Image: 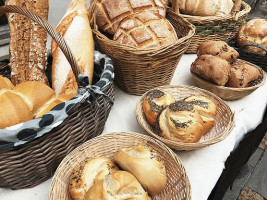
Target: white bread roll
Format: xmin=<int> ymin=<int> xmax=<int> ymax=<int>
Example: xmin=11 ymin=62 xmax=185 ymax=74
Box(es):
xmin=51 ymin=0 xmax=94 ymax=96
xmin=114 ymin=144 xmax=167 ymax=195
xmin=0 ymin=75 xmax=14 ymax=90
xmin=85 ymin=171 xmax=151 ymax=200
xmin=69 ymin=157 xmax=119 ymax=200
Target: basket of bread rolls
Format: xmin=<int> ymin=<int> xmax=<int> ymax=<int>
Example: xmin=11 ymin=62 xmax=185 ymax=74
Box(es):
xmin=49 ymin=132 xmax=192 ymax=200
xmin=169 ymin=0 xmax=251 ymax=53
xmin=135 ymin=85 xmax=234 ymax=150
xmin=0 ymin=0 xmax=114 ymax=189
xmin=88 ymin=0 xmax=195 ymax=95
xmin=190 ymin=41 xmax=266 ymax=100
xmin=227 ymin=18 xmax=267 ymax=71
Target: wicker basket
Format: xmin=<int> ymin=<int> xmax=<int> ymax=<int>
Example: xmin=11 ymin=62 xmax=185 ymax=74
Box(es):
xmin=170 ymin=1 xmax=251 ymax=53
xmin=135 ymin=85 xmax=234 ymax=151
xmin=88 ymin=3 xmax=195 ymax=95
xmin=0 ymin=6 xmax=114 ymax=189
xmin=227 ymin=36 xmax=267 ymax=71
xmin=49 ymin=132 xmax=192 ymax=200
xmin=191 ymin=59 xmax=266 ymax=101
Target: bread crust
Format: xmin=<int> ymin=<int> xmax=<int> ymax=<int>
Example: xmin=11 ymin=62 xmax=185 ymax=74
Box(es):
xmin=0 ymin=75 xmax=14 ymax=90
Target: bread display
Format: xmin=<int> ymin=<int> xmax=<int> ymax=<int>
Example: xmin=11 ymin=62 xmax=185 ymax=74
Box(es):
xmin=227 ymin=62 xmax=261 ymax=88
xmin=143 ymin=89 xmax=175 ymax=126
xmin=0 ymin=75 xmax=14 ymax=90
xmin=197 ymin=41 xmax=239 ymax=64
xmin=69 ymin=157 xmax=119 ymax=200
xmin=237 ymin=19 xmax=267 ymax=55
xmin=113 ymin=11 xmax=178 ymax=49
xmin=114 ymin=144 xmax=167 ymax=195
xmin=85 ymin=171 xmax=151 ymax=200
xmin=157 ymin=101 xmax=205 ymax=143
xmin=6 ymin=0 xmax=49 ymax=85
xmin=191 ymin=55 xmax=231 ymax=86
xmin=51 ymin=0 xmax=94 ymax=96
xmin=93 ymin=0 xmax=166 ymax=34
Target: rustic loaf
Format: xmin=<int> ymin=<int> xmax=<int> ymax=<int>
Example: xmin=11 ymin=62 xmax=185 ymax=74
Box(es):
xmin=0 ymin=75 xmax=14 ymax=90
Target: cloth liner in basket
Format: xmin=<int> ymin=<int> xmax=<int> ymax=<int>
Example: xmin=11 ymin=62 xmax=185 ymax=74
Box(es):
xmin=0 ymin=5 xmax=114 ymax=189
xmin=88 ymin=2 xmax=195 ymax=95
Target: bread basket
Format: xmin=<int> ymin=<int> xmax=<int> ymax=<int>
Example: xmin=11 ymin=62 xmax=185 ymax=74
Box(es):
xmin=135 ymin=85 xmax=234 ymax=150
xmin=0 ymin=5 xmax=114 ymax=189
xmin=191 ymin=59 xmax=266 ymax=101
xmin=169 ymin=1 xmax=251 ymax=54
xmin=88 ymin=2 xmax=195 ymax=95
xmin=49 ymin=132 xmax=192 ymax=200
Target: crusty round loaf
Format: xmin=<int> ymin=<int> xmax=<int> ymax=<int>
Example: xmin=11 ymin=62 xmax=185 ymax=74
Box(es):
xmin=0 ymin=89 xmax=33 ymax=129
xmin=191 ymin=55 xmax=231 ymax=86
xmin=197 ymin=41 xmax=239 ymax=64
xmin=143 ymin=89 xmax=175 ymax=126
xmin=85 ymin=171 xmax=151 ymax=200
xmin=156 ymin=101 xmax=205 ymax=143
xmin=114 ymin=11 xmax=178 ymax=49
xmin=237 ymin=19 xmax=267 ymax=55
xmin=69 ymin=157 xmax=119 ymax=200
xmin=0 ymin=75 xmax=14 ymax=90
xmin=114 ymin=144 xmax=167 ymax=195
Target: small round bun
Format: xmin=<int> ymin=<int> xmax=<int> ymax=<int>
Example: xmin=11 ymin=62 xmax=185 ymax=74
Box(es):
xmin=0 ymin=75 xmax=14 ymax=90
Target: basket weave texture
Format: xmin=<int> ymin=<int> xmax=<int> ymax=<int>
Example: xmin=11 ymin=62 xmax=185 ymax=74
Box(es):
xmin=135 ymin=85 xmax=234 ymax=150
xmin=191 ymin=59 xmax=266 ymax=101
xmin=0 ymin=6 xmax=114 ymax=189
xmin=88 ymin=2 xmax=195 ymax=95
xmin=49 ymin=132 xmax=192 ymax=200
xmin=170 ymin=1 xmax=251 ymax=53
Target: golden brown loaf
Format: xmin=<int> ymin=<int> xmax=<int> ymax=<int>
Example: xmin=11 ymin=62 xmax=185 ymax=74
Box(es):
xmin=69 ymin=157 xmax=119 ymax=200
xmin=51 ymin=0 xmax=94 ymax=96
xmin=0 ymin=75 xmax=14 ymax=90
xmin=94 ymin=0 xmax=166 ymax=34
xmin=157 ymin=101 xmax=205 ymax=143
xmin=197 ymin=41 xmax=239 ymax=64
xmin=237 ymin=19 xmax=267 ymax=55
xmin=227 ymin=62 xmax=260 ymax=88
xmin=191 ymin=55 xmax=231 ymax=86
xmin=114 ymin=144 xmax=167 ymax=195
xmin=143 ymin=89 xmax=175 ymax=126
xmin=6 ymin=0 xmax=49 ymax=85
xmin=85 ymin=171 xmax=151 ymax=200
xmin=113 ymin=11 xmax=178 ymax=49
xmin=185 ymin=95 xmax=217 ymax=134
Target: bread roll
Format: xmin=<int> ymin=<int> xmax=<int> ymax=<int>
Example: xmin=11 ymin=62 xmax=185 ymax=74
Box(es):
xmin=191 ymin=55 xmax=231 ymax=86
xmin=157 ymin=101 xmax=204 ymax=143
xmin=85 ymin=171 xmax=151 ymax=200
xmin=237 ymin=19 xmax=267 ymax=55
xmin=6 ymin=0 xmax=49 ymax=85
xmin=114 ymin=144 xmax=167 ymax=195
xmin=0 ymin=89 xmax=33 ymax=129
xmin=69 ymin=157 xmax=119 ymax=200
xmin=51 ymin=0 xmax=94 ymax=96
xmin=197 ymin=41 xmax=239 ymax=64
xmin=114 ymin=11 xmax=178 ymax=49
xmin=93 ymin=0 xmax=166 ymax=34
xmin=227 ymin=62 xmax=260 ymax=88
xmin=0 ymin=75 xmax=14 ymax=90
xmin=185 ymin=95 xmax=217 ymax=134
xmin=143 ymin=89 xmax=175 ymax=126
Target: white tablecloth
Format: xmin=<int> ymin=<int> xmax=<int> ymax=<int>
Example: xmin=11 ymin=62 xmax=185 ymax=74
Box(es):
xmin=1 ymin=54 xmax=267 ymax=200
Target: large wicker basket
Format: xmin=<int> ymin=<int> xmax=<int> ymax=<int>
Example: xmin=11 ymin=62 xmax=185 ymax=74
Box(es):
xmin=49 ymin=132 xmax=192 ymax=200
xmin=170 ymin=1 xmax=251 ymax=53
xmin=88 ymin=2 xmax=195 ymax=95
xmin=0 ymin=6 xmax=114 ymax=189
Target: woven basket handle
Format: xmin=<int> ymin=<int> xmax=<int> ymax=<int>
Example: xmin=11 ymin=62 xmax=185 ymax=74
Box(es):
xmin=0 ymin=5 xmax=82 ymax=87
xmin=240 ymin=43 xmax=267 ymax=56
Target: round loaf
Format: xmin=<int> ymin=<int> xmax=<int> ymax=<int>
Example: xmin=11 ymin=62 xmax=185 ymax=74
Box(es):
xmin=114 ymin=144 xmax=167 ymax=195
xmin=114 ymin=11 xmax=178 ymax=49
xmin=85 ymin=171 xmax=151 ymax=200
xmin=0 ymin=75 xmax=14 ymax=90
xmin=143 ymin=89 xmax=175 ymax=126
xmin=69 ymin=157 xmax=119 ymax=200
xmin=0 ymin=90 xmax=33 ymax=129
xmin=237 ymin=19 xmax=267 ymax=55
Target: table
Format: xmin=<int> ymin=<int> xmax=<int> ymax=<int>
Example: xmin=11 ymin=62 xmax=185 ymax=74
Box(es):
xmin=1 ymin=54 xmax=267 ymax=200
